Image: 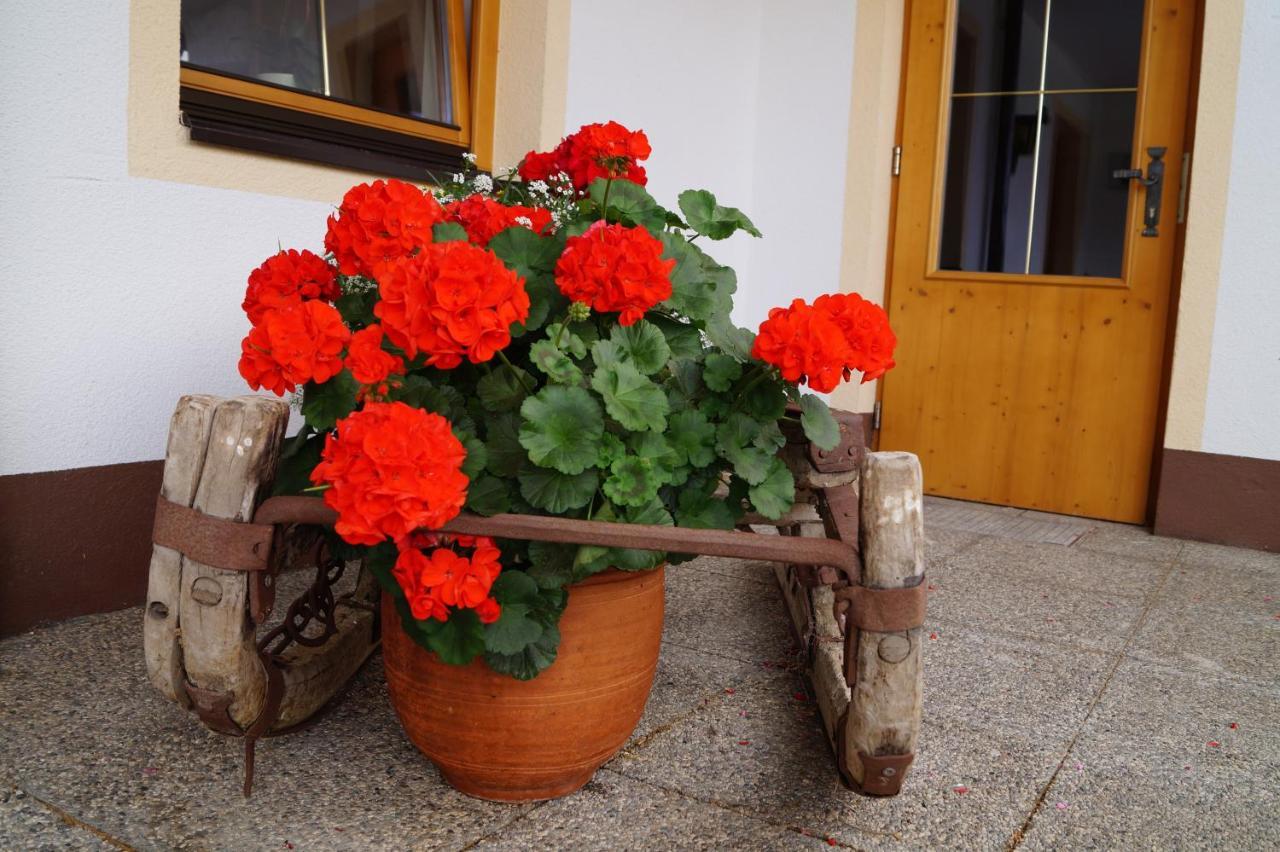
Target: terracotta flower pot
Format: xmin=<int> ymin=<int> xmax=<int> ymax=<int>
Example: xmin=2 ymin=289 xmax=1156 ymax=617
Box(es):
xmin=381 ymin=566 xmax=665 ymax=802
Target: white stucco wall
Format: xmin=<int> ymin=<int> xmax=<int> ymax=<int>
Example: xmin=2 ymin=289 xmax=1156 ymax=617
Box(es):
xmin=0 ymin=0 xmax=334 ymax=476
xmin=562 ymin=0 xmax=857 ymax=330
xmin=1198 ymin=0 xmax=1280 ymax=461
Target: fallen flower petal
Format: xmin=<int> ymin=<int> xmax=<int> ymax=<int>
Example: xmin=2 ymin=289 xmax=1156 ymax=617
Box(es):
xmin=953 ymin=785 xmax=969 ymax=795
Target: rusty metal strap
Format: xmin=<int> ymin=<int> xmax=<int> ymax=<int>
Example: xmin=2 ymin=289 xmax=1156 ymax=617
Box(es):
xmin=152 ymin=496 xmax=273 ymax=573
xmin=835 ymin=580 xmax=927 ymax=633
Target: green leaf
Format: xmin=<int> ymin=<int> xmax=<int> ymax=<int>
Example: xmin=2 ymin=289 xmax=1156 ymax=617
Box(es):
xmin=519 ymin=385 xmax=604 ymax=473
xmin=748 ymin=456 xmax=796 ymax=520
xmin=272 ymin=426 xmax=323 ymax=496
xmin=597 ymin=432 xmax=627 ymax=469
xmin=477 ymin=366 xmax=534 ymax=413
xmin=609 ymin=321 xmax=671 ymax=375
xmin=488 ymin=226 xmax=563 ymax=278
xmin=590 ymin=362 xmax=669 ymax=432
xmin=678 ymin=189 xmax=762 ymax=239
xmin=424 ymin=609 xmax=485 ymax=665
xmin=799 ymin=394 xmax=841 ymax=452
xmin=432 ymin=221 xmax=469 ymax=242
xmin=675 ymin=486 xmax=737 ymax=530
xmin=706 ymin=314 xmax=756 ymax=362
xmin=716 ymin=414 xmax=777 ymax=485
xmin=545 ymin=323 xmax=591 ymax=359
xmin=589 ymin=338 xmax=625 ymax=371
xmin=484 ymin=412 xmax=526 ymax=476
xmin=485 ymin=624 xmax=561 ymax=680
xmin=608 ymin=498 xmax=673 ymax=570
xmin=659 ymin=234 xmax=735 ymax=323
xmin=465 ymin=474 xmax=511 ymax=516
xmin=527 ymin=541 xmax=575 ymax=590
xmin=483 ymin=603 xmax=543 ymax=654
xmin=519 ymin=467 xmax=599 ymax=512
xmin=529 ymin=340 xmax=584 ymax=385
xmin=515 ymin=273 xmax=560 ymax=335
xmin=603 ymin=456 xmax=662 ymax=507
xmin=667 ymin=410 xmax=717 ymax=468
xmin=650 ymin=316 xmax=706 ymax=360
xmin=629 ymin=431 xmax=683 ymax=486
xmin=491 ymin=569 xmax=540 ymax=605
xmin=334 ymin=288 xmax=377 ymax=329
xmin=742 ymin=377 xmax=787 ymax=421
xmin=458 ymin=432 xmax=487 ymax=479
xmin=301 ymin=371 xmax=359 ymax=431
xmin=588 ymin=178 xmax=668 ymax=232
xmin=703 ymin=353 xmax=743 ymax=392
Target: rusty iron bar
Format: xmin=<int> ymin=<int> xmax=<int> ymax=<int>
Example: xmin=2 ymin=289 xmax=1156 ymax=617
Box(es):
xmin=254 ymin=496 xmax=861 ymax=575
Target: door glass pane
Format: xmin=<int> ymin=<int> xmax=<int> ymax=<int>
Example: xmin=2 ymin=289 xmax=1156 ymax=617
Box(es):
xmin=1044 ymin=1 xmax=1144 ymax=90
xmin=939 ymin=95 xmax=1041 ymax=273
xmin=181 ymin=0 xmax=454 ymax=123
xmin=952 ymin=0 xmax=1046 ymax=94
xmin=938 ymin=0 xmax=1145 ymax=278
xmin=1030 ymin=93 xmax=1137 ymax=276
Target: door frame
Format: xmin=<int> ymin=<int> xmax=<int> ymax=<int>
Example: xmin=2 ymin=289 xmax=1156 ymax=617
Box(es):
xmin=875 ymin=0 xmax=1206 ymax=524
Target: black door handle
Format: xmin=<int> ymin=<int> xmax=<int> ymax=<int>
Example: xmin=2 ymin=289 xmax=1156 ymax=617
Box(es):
xmin=1113 ymin=147 xmax=1167 ymax=237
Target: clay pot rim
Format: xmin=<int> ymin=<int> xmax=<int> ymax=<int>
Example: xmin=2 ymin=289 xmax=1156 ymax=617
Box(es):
xmin=572 ymin=564 xmax=666 ymax=588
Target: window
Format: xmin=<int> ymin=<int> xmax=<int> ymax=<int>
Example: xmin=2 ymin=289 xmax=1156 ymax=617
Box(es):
xmin=178 ymin=0 xmax=499 ymax=178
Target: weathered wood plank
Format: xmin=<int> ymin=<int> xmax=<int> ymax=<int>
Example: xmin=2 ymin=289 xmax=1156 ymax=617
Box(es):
xmin=844 ymin=451 xmax=924 ymax=791
xmin=143 ymin=395 xmax=220 ymax=705
xmin=178 ymin=396 xmax=289 ymax=728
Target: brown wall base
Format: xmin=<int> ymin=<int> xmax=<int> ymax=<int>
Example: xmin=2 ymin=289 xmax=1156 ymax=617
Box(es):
xmin=1 ymin=460 xmax=163 ymax=636
xmin=1154 ymin=449 xmax=1280 ymax=552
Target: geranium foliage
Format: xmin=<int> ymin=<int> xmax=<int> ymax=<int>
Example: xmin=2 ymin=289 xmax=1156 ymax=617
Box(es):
xmin=234 ymin=124 xmax=897 ymax=679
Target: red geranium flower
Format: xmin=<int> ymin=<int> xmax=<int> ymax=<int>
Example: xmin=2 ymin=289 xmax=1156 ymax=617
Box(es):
xmin=444 ymin=194 xmax=554 ymax=247
xmin=344 ymin=324 xmax=404 ymax=386
xmin=238 ymin=300 xmax=351 ymax=395
xmin=554 ymin=221 xmax=673 ymax=325
xmin=375 ymin=240 xmax=530 ymax=368
xmin=310 ymin=402 xmax=469 ymax=546
xmin=518 ymin=121 xmax=651 ymax=190
xmin=324 ymin=179 xmax=445 ymax=277
xmin=242 ymin=249 xmax=339 ymax=324
xmin=813 ymin=293 xmax=897 ymax=382
xmin=392 ymin=536 xmax=503 ymax=623
xmin=752 ymin=294 xmax=897 ymax=391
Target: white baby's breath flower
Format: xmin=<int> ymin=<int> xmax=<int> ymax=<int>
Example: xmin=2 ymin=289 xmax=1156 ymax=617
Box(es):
xmin=462 ymin=152 xmax=477 ymax=163
xmin=472 ymin=174 xmax=494 ymax=193
xmin=451 ymin=173 xmax=464 ymax=183
xmin=529 ymin=180 xmax=549 ymax=194
xmin=514 ymin=216 xmax=533 ymax=228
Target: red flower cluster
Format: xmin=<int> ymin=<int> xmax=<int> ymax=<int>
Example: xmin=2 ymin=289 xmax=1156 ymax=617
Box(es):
xmin=238 ymin=300 xmax=351 ymax=395
xmin=554 ymin=222 xmax=674 ymax=325
xmin=444 ymin=194 xmax=553 ymax=247
xmin=242 ymin=249 xmax=339 ymax=324
xmin=324 ymin=179 xmax=445 ymax=277
xmin=393 ymin=534 xmax=502 ymax=624
xmin=310 ymin=402 xmax=469 ymax=545
xmin=375 ymin=241 xmax=530 ymax=368
xmin=813 ymin=293 xmax=897 ymax=382
xmin=752 ymin=294 xmax=897 ymax=392
xmin=344 ymin=324 xmax=404 ymax=386
xmin=518 ymin=121 xmax=651 ymax=189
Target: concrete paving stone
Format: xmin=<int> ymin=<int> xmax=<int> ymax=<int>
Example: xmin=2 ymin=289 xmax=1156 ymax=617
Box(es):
xmin=1177 ymin=539 xmax=1280 ymax=577
xmin=613 ymin=669 xmax=1069 ymax=851
xmin=1071 ymin=521 xmax=1187 ymax=564
xmin=1126 ymin=569 xmax=1280 ymax=685
xmin=944 ymin=533 xmax=1173 ymax=596
xmin=683 ymin=554 xmax=780 ymax=588
xmin=0 ymin=609 xmax=531 ymax=850
xmin=627 ymin=642 xmax=760 ymax=745
xmin=0 ymin=787 xmax=115 ymax=851
xmin=1018 ymin=658 xmax=1280 ymax=851
xmin=472 ymin=768 xmax=824 ymax=851
xmin=927 ymin=554 xmax=1151 ymax=654
xmin=663 ymin=559 xmax=801 ymax=666
xmin=921 ymin=622 xmax=1113 ymax=742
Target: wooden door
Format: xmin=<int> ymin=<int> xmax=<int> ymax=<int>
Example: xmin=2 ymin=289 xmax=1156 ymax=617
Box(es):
xmin=880 ymin=0 xmax=1198 ymax=522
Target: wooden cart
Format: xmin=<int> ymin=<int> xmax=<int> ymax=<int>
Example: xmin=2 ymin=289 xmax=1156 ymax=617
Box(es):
xmin=145 ymin=395 xmax=926 ymax=796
